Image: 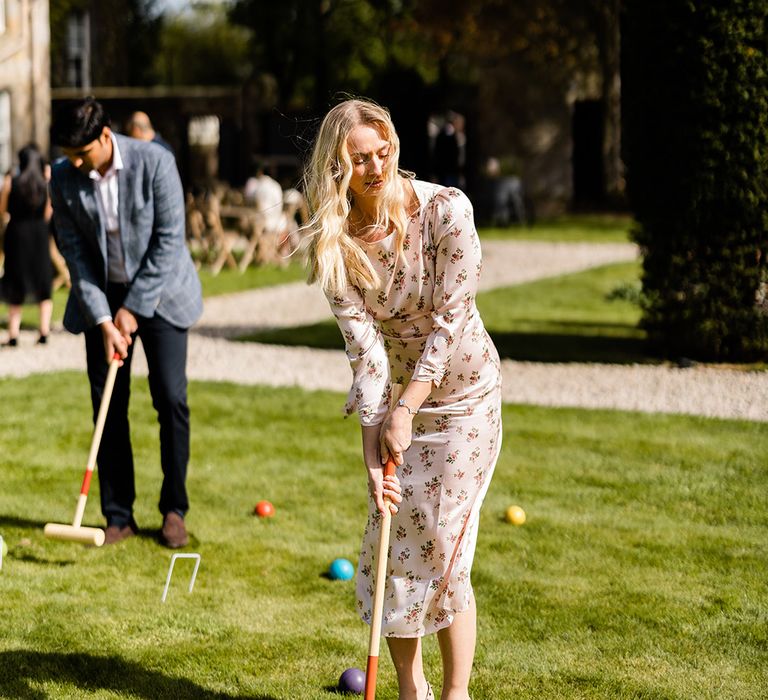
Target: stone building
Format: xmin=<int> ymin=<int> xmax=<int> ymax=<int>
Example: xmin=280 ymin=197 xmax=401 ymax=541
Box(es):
xmin=0 ymin=0 xmax=50 ymax=174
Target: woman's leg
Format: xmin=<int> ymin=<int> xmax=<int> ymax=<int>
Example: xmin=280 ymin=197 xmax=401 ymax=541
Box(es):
xmin=386 ymin=636 xmax=432 ymax=700
xmin=436 ymin=595 xmax=477 ymax=700
xmin=7 ymin=305 xmax=21 ymax=341
xmin=39 ymin=299 xmax=52 ymax=338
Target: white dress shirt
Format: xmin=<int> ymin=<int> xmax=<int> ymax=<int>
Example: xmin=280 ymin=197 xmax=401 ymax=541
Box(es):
xmin=89 ymin=132 xmax=128 ymax=324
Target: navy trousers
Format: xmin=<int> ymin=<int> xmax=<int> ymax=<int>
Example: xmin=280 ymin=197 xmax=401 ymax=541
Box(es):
xmin=84 ymin=283 xmax=190 ymax=527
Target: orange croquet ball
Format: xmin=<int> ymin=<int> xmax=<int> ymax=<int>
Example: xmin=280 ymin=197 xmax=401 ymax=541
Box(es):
xmin=254 ymin=500 xmax=275 ymax=518
xmin=505 ymin=505 xmax=526 ymax=525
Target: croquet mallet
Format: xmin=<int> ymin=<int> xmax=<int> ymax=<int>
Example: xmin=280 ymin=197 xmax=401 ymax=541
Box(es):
xmin=44 ymin=353 xmax=121 ymax=546
xmin=364 ymin=385 xmax=402 ymax=699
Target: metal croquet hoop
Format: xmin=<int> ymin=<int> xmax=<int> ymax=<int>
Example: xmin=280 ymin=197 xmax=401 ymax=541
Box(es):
xmin=161 ymin=553 xmax=201 ymax=602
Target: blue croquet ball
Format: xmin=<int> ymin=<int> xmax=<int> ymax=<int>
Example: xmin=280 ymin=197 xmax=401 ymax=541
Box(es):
xmin=338 ymin=667 xmax=365 ymax=694
xmin=328 ymin=558 xmax=355 ymax=581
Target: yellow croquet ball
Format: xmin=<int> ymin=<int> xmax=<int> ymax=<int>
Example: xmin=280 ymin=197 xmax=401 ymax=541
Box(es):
xmin=1 ymin=538 xmax=7 ymax=557
xmin=505 ymin=505 xmax=526 ymax=525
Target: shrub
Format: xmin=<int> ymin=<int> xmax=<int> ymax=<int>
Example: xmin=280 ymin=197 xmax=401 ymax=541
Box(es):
xmin=622 ymin=0 xmax=768 ymax=361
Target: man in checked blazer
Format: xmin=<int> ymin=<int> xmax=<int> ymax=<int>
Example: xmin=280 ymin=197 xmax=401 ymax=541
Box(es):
xmin=50 ymin=98 xmax=203 ymax=547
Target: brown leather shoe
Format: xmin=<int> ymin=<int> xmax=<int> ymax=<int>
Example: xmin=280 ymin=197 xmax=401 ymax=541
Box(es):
xmin=160 ymin=512 xmax=188 ymax=548
xmin=104 ymin=519 xmax=138 ymax=545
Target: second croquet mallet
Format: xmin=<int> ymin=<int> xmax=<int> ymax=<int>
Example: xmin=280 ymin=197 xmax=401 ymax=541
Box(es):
xmin=44 ymin=353 xmax=121 ymax=546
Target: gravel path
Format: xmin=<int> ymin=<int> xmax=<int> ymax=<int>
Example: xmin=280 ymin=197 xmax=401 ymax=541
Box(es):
xmin=2 ymin=240 xmax=766 ymax=422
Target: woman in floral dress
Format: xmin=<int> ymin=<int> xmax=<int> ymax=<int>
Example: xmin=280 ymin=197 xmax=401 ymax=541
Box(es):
xmin=303 ymin=98 xmax=502 ymax=700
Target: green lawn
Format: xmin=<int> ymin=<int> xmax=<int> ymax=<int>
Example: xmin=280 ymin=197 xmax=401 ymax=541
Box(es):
xmin=0 ymin=375 xmax=766 ymax=698
xmin=478 ymin=261 xmax=647 ymax=363
xmin=3 ymin=213 xmax=629 ymax=333
xmin=4 ymin=262 xmax=307 ymax=331
xmin=242 ymin=262 xmax=648 ymax=364
xmin=480 ymin=214 xmax=633 ymax=243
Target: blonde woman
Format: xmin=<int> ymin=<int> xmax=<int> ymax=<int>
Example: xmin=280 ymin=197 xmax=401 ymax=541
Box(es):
xmin=304 ymin=98 xmax=502 ymax=700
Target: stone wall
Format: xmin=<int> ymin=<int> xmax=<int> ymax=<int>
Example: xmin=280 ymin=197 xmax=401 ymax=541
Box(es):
xmin=0 ymin=0 xmax=51 ymax=170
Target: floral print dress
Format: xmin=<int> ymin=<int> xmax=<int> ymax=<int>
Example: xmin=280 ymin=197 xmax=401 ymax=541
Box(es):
xmin=327 ymin=180 xmax=502 ymax=638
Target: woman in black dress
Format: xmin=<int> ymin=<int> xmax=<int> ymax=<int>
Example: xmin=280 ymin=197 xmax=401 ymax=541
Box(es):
xmin=0 ymin=144 xmax=53 ymax=346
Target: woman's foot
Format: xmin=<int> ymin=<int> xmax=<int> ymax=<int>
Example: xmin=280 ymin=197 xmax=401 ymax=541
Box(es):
xmin=36 ymin=335 xmax=48 ymax=345
xmin=2 ymin=338 xmax=18 ymax=348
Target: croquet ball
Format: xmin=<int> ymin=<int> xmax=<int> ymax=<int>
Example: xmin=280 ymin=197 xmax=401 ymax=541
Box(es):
xmin=328 ymin=558 xmax=355 ymax=581
xmin=505 ymin=505 xmax=526 ymax=525
xmin=338 ymin=667 xmax=365 ymax=694
xmin=253 ymin=500 xmax=275 ymax=518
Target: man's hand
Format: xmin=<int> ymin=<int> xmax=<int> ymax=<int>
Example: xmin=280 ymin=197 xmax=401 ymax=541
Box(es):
xmin=114 ymin=307 xmax=138 ymax=339
xmin=99 ymin=320 xmax=130 ymax=365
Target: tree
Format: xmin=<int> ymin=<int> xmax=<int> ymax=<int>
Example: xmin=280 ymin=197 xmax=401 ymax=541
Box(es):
xmin=50 ymin=0 xmax=163 ymax=87
xmin=155 ymin=3 xmax=252 ymax=85
xmin=228 ymin=0 xmax=436 ymax=108
xmin=622 ymin=0 xmax=768 ymax=361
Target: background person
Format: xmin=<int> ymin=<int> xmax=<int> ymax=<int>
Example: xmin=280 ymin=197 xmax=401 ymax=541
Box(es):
xmin=125 ymin=110 xmax=174 ymax=154
xmin=303 ymin=98 xmax=502 ymax=700
xmin=0 ymin=144 xmax=53 ymax=346
xmin=50 ymin=97 xmax=202 ymax=547
xmin=244 ymin=159 xmax=292 ymax=258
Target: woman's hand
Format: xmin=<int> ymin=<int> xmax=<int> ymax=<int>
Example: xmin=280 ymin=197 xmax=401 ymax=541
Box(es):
xmin=379 ymin=406 xmax=413 ymax=466
xmin=366 ymin=467 xmax=402 ymax=516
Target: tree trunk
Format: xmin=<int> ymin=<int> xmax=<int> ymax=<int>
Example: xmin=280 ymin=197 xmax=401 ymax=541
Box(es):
xmin=601 ymin=0 xmax=624 ymax=201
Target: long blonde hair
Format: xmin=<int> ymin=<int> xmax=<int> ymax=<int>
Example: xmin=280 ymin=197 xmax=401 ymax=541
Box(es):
xmin=303 ymin=98 xmax=411 ymax=295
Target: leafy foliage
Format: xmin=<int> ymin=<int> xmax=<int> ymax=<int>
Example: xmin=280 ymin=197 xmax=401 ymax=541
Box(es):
xmin=155 ymin=2 xmax=253 ymax=85
xmin=622 ymin=0 xmax=768 ymax=361
xmin=228 ymin=0 xmax=435 ymax=107
xmin=49 ymin=0 xmax=164 ymax=87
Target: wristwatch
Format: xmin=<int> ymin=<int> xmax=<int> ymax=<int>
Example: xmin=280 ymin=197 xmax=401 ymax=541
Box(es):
xmin=397 ymin=398 xmax=418 ymax=415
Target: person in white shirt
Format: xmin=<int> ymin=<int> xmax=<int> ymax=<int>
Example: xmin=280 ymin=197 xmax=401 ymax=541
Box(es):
xmin=243 ymin=160 xmax=286 ymax=237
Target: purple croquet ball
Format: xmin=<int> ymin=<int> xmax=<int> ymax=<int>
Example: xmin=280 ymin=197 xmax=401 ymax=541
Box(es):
xmin=338 ymin=667 xmax=366 ymax=694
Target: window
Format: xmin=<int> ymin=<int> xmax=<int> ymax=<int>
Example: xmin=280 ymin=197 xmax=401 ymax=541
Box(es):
xmin=0 ymin=91 xmax=11 ymax=175
xmin=66 ymin=11 xmax=91 ymax=88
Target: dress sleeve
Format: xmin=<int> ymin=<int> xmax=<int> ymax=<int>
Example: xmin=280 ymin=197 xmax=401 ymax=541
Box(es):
xmin=327 ymin=286 xmax=391 ymax=426
xmin=412 ymin=187 xmax=483 ymax=387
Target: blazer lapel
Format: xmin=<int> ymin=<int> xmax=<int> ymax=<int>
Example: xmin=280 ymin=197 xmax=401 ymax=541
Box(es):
xmin=78 ymin=184 xmax=108 ymax=263
xmin=117 ymin=138 xmax=137 ymax=277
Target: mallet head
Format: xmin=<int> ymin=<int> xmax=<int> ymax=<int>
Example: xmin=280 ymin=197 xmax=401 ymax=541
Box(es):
xmin=44 ymin=523 xmax=105 ymax=546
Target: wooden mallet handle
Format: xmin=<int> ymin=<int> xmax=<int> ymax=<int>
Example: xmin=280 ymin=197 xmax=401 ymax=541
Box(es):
xmin=364 ymin=385 xmax=402 ymax=699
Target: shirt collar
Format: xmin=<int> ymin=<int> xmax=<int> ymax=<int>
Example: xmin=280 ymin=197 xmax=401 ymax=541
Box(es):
xmin=89 ymin=131 xmax=123 ymax=181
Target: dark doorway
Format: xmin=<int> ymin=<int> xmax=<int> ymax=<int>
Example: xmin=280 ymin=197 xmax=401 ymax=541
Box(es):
xmin=572 ymin=99 xmax=605 ymax=208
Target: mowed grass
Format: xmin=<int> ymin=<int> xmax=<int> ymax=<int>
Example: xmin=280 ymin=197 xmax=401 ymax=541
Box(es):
xmin=243 ymin=262 xmax=647 ymax=364
xmin=4 ymin=212 xmax=629 ymax=332
xmin=0 ymin=375 xmax=766 ymax=698
xmin=478 ymin=261 xmax=646 ymax=363
xmin=480 ymin=214 xmax=632 ymax=243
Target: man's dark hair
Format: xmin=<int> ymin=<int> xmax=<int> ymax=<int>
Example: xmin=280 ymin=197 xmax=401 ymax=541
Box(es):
xmin=51 ymin=97 xmax=111 ymax=148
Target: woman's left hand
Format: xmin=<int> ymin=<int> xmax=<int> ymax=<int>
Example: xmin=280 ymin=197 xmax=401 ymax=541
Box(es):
xmin=379 ymin=406 xmax=413 ymax=466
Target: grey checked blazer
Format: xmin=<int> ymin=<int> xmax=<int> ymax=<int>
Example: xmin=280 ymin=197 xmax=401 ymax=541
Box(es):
xmin=50 ymin=134 xmax=203 ymax=333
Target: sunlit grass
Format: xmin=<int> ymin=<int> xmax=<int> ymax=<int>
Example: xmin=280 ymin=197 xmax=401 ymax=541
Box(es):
xmin=480 ymin=214 xmax=633 ymax=243
xmin=242 ymin=262 xmax=647 ymax=364
xmin=0 ymin=375 xmax=766 ymax=698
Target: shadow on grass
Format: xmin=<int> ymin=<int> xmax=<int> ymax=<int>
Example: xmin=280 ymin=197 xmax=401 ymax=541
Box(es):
xmin=490 ymin=329 xmax=653 ymax=364
xmin=0 ymin=650 xmax=276 ymax=699
xmin=238 ymin=320 xmax=656 ymax=365
xmin=0 ymin=514 xmax=49 ymax=531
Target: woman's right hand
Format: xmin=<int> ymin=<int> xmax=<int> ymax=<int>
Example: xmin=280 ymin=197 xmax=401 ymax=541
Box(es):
xmin=366 ymin=465 xmax=402 ymax=517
